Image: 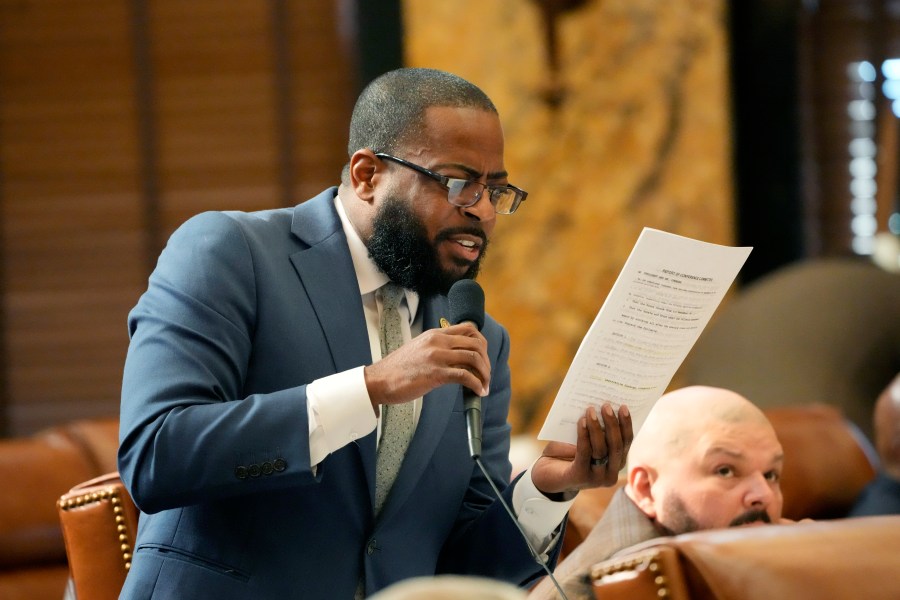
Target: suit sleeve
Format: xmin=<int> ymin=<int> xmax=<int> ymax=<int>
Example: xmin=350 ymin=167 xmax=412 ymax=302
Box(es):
xmin=118 ymin=212 xmax=318 ymax=514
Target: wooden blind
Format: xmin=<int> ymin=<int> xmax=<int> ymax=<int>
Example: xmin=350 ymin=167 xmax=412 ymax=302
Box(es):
xmin=0 ymin=0 xmax=354 ymax=436
xmin=0 ymin=0 xmax=145 ymax=435
xmin=799 ymin=0 xmax=900 ymax=255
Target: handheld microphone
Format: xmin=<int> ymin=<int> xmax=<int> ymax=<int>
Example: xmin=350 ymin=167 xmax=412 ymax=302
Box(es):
xmin=448 ymin=279 xmax=485 ymax=459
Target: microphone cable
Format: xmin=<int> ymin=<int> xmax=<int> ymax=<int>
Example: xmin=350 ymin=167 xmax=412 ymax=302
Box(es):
xmin=474 ymin=456 xmax=570 ymax=600
xmin=449 ymin=280 xmax=569 ymax=598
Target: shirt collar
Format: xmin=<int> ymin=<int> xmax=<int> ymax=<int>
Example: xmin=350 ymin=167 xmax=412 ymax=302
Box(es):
xmin=334 ymin=194 xmax=419 ymax=320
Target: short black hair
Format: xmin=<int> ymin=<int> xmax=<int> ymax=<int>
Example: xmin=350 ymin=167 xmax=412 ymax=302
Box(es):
xmin=347 ymin=67 xmax=497 ymax=159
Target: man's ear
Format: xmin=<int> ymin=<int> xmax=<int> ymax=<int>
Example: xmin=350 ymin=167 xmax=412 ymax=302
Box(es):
xmin=348 ymin=149 xmax=379 ymax=202
xmin=627 ymin=466 xmax=658 ymax=518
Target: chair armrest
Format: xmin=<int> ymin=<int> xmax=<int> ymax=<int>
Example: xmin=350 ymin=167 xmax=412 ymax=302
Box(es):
xmin=57 ymin=472 xmax=138 ymax=600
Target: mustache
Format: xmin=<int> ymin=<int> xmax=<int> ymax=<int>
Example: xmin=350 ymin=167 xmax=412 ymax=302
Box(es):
xmin=729 ymin=509 xmax=772 ymax=527
xmin=434 ymin=226 xmax=487 ymax=246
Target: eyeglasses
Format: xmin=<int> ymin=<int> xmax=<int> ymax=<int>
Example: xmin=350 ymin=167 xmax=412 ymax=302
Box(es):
xmin=375 ymin=153 xmax=527 ymax=215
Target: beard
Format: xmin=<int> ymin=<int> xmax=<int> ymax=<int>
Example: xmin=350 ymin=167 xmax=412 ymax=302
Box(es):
xmin=657 ymin=493 xmax=772 ymax=536
xmin=366 ymin=193 xmax=488 ymax=297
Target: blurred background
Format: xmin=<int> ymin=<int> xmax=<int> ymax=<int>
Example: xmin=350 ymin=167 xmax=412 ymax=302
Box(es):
xmin=0 ymin=0 xmax=898 ymax=440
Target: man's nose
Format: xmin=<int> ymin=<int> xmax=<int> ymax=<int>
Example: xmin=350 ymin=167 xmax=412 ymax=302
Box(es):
xmin=744 ymin=473 xmax=776 ymax=507
xmin=462 ymin=190 xmax=497 ymax=222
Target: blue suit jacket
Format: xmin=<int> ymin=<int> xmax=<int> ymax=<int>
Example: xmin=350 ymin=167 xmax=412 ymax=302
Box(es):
xmin=117 ymin=188 xmax=558 ymax=599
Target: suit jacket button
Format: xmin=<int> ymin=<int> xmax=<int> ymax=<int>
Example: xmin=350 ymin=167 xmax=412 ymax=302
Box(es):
xmin=234 ymin=466 xmax=248 ymax=480
xmin=273 ymin=458 xmax=287 ymax=472
xmin=248 ymin=463 xmax=261 ymax=477
xmin=367 ymin=539 xmax=377 ymax=555
xmin=261 ymin=461 xmax=274 ymax=475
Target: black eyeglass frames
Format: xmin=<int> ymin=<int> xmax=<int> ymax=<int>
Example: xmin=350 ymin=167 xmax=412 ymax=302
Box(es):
xmin=374 ymin=153 xmax=527 ymax=215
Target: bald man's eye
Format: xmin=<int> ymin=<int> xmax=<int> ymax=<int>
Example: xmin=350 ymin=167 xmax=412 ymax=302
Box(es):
xmin=715 ymin=465 xmax=735 ymax=478
xmin=765 ymin=470 xmax=781 ymax=483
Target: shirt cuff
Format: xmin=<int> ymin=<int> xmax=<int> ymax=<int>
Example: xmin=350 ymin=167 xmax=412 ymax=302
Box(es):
xmin=512 ymin=461 xmax=576 ymax=551
xmin=307 ymin=366 xmax=377 ymax=466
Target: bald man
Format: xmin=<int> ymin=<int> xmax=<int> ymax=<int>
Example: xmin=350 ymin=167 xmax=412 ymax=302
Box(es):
xmin=849 ymin=373 xmax=900 ymax=517
xmin=529 ymin=386 xmax=786 ymax=600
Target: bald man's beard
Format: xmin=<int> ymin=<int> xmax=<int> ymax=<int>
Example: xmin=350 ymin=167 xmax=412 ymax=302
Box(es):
xmin=366 ymin=193 xmax=488 ymax=297
xmin=657 ymin=493 xmax=772 ymax=536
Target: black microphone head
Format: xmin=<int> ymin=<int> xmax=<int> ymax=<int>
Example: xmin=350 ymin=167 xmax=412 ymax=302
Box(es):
xmin=448 ymin=279 xmax=485 ymax=331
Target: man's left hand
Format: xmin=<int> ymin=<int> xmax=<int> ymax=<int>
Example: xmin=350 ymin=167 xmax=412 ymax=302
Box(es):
xmin=531 ymin=403 xmax=633 ymax=498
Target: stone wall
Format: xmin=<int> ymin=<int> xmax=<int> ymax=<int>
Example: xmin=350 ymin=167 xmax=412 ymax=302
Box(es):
xmin=404 ymin=0 xmax=735 ymax=432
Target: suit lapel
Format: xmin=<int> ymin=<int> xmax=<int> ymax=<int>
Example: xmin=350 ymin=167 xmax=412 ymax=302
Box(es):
xmin=288 ymin=190 xmax=372 ymax=373
xmin=287 ymin=189 xmax=378 ymax=494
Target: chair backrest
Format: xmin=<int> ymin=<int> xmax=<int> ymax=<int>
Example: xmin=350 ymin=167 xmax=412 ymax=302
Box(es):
xmin=57 ymin=472 xmax=138 ymax=600
xmin=765 ymin=404 xmax=877 ymax=519
xmin=589 ymin=516 xmax=900 ymax=600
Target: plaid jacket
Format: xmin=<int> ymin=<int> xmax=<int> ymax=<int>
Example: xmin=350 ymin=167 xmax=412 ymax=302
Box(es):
xmin=530 ymin=487 xmax=663 ymax=600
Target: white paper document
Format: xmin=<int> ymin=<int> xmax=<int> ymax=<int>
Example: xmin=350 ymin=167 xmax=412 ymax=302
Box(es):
xmin=538 ymin=228 xmax=752 ymax=444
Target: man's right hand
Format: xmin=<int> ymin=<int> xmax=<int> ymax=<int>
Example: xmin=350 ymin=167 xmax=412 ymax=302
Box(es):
xmin=363 ymin=323 xmax=490 ymax=415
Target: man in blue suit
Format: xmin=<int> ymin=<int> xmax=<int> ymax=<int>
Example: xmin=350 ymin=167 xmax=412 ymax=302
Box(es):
xmin=118 ymin=67 xmax=632 ymax=599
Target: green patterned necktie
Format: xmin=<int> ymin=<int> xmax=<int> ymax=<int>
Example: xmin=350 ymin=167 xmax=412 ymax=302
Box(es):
xmin=373 ymin=282 xmax=413 ymax=516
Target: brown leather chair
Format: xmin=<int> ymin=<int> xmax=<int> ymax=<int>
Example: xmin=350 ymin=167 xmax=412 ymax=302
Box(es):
xmin=764 ymin=404 xmax=877 ymax=519
xmin=57 ymin=472 xmax=138 ymax=600
xmin=589 ymin=516 xmax=900 ymax=600
xmin=0 ymin=418 xmax=119 ymax=600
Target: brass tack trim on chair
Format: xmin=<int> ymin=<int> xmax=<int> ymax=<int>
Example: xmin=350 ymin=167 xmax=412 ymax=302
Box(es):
xmin=590 ymin=550 xmax=670 ymax=598
xmin=58 ymin=487 xmax=133 ymax=571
